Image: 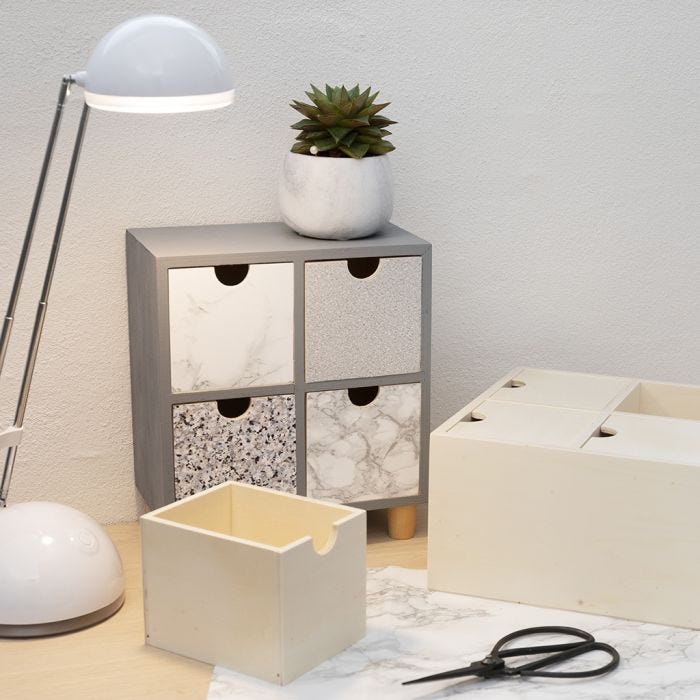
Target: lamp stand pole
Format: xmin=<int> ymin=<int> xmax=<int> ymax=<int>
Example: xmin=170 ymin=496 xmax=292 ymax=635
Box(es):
xmin=0 ymin=78 xmax=122 ymax=639
xmin=0 ymin=14 xmax=233 ymax=637
xmin=0 ymin=77 xmax=90 ymax=507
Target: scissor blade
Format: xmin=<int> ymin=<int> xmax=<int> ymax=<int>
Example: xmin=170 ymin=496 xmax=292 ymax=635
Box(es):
xmin=402 ymin=661 xmax=487 ymax=685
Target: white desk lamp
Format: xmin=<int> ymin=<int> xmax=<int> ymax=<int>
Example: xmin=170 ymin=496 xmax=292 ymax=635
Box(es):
xmin=0 ymin=15 xmax=234 ymax=636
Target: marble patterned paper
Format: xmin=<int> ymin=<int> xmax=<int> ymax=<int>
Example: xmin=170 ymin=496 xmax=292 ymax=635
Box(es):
xmin=305 ymin=256 xmax=422 ymax=382
xmin=209 ymin=566 xmax=700 ymax=699
xmin=173 ymin=396 xmax=296 ymax=499
xmin=169 ymin=263 xmax=294 ymax=393
xmin=306 ymin=383 xmax=420 ymax=502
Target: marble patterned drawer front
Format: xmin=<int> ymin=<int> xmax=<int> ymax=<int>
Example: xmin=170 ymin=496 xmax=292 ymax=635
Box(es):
xmin=306 ymin=383 xmax=421 ymax=503
xmin=305 ymin=257 xmax=422 ymax=382
xmin=169 ymin=263 xmax=294 ymax=393
xmin=173 ymin=395 xmax=296 ymax=499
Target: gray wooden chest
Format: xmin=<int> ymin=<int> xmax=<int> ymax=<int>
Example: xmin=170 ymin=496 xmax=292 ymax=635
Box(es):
xmin=126 ymin=222 xmax=431 ymax=511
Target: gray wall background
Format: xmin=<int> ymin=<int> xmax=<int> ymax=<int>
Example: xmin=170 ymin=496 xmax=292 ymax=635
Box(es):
xmin=0 ymin=1 xmax=698 ymax=522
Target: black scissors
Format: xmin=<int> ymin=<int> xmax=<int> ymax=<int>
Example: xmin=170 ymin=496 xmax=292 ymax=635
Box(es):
xmin=403 ymin=626 xmax=620 ymax=686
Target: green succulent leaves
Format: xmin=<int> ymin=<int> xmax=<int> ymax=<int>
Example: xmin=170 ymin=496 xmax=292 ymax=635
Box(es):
xmin=290 ymin=84 xmax=396 ymax=159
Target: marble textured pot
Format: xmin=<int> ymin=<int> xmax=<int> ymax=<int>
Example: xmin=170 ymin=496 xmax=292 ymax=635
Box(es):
xmin=278 ymin=151 xmax=393 ymax=240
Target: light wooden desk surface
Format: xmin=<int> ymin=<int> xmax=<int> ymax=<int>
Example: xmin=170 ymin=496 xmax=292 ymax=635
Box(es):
xmin=2 ymin=506 xmax=427 ymax=700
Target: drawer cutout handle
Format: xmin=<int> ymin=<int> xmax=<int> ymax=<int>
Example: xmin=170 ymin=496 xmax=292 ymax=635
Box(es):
xmin=217 ymin=397 xmax=251 ymax=419
xmin=590 ymin=426 xmax=618 ymax=438
xmin=348 ymin=385 xmax=379 ymax=406
xmin=505 ymin=378 xmax=525 ymax=388
xmin=463 ymin=410 xmax=485 ymax=422
xmin=347 ymin=257 xmax=379 ymax=279
xmin=215 ymin=264 xmax=249 ymax=286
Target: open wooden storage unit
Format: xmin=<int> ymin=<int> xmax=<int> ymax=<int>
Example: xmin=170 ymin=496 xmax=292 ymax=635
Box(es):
xmin=141 ymin=481 xmax=366 ymax=685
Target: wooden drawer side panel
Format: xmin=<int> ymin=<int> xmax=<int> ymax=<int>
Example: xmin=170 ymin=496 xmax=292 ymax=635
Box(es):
xmin=429 ymin=435 xmax=700 ymax=628
xmin=141 ymin=517 xmax=283 ymax=682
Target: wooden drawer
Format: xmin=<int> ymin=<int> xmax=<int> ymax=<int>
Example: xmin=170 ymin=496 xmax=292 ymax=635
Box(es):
xmin=169 ymin=263 xmax=294 ymax=393
xmin=583 ymin=411 xmax=700 ymax=463
xmin=490 ymin=367 xmax=634 ymax=411
xmin=304 ymin=256 xmax=422 ymax=382
xmin=306 ymin=382 xmax=421 ymax=503
xmin=141 ymin=482 xmax=366 ymax=684
xmin=448 ymin=399 xmax=605 ymax=449
xmin=614 ymin=379 xmax=700 ymax=421
xmin=173 ymin=395 xmax=296 ymax=499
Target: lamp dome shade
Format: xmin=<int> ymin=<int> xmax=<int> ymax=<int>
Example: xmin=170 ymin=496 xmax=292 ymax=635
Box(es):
xmin=82 ymin=15 xmax=235 ymax=113
xmin=0 ymin=501 xmax=124 ymax=636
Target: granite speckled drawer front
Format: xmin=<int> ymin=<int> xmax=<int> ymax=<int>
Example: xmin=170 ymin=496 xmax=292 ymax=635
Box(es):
xmin=169 ymin=263 xmax=294 ymax=393
xmin=306 ymin=382 xmax=421 ymax=503
xmin=304 ymin=256 xmax=422 ymax=382
xmin=173 ymin=395 xmax=296 ymax=499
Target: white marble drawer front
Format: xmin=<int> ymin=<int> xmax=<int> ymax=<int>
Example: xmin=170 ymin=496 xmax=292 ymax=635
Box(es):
xmin=306 ymin=382 xmax=421 ymax=503
xmin=173 ymin=395 xmax=296 ymax=499
xmin=169 ymin=263 xmax=294 ymax=393
xmin=304 ymin=256 xmax=422 ymax=382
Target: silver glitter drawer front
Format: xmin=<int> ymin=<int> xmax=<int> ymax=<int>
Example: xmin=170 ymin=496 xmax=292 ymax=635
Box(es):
xmin=306 ymin=383 xmax=421 ymax=503
xmin=305 ymin=257 xmax=422 ymax=382
xmin=173 ymin=395 xmax=296 ymax=499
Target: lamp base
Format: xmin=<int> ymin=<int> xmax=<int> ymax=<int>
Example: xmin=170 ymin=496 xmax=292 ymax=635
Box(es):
xmin=0 ymin=592 xmax=124 ymax=638
xmin=0 ymin=501 xmax=125 ymax=638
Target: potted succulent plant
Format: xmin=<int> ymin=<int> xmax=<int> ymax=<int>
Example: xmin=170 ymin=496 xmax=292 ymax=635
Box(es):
xmin=278 ymin=84 xmax=397 ymax=240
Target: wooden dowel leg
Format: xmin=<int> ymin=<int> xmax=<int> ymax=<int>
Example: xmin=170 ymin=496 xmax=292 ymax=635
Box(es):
xmin=387 ymin=504 xmax=417 ymax=540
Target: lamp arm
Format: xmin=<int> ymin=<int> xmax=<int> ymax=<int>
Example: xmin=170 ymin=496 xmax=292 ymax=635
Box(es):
xmin=0 ymin=77 xmax=74 ymax=378
xmin=0 ymin=90 xmax=90 ymax=507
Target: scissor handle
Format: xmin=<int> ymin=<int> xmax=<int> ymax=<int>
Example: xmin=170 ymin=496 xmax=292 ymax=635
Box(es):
xmin=492 ymin=625 xmax=594 ymax=658
xmin=518 ymin=640 xmax=619 ymax=678
xmin=491 ymin=626 xmax=619 ymax=679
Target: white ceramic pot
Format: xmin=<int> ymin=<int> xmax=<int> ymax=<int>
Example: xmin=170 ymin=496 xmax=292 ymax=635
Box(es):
xmin=278 ymin=152 xmax=393 ymax=240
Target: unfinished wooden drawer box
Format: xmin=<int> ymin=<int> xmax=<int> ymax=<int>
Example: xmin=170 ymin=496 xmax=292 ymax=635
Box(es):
xmin=428 ymin=367 xmax=700 ymax=628
xmin=141 ymin=481 xmax=366 ymax=685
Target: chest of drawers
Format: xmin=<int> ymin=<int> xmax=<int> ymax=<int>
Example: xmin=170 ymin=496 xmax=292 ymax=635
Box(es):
xmin=126 ymin=222 xmax=430 ymax=517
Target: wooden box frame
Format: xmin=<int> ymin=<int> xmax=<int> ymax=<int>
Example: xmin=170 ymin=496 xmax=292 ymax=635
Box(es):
xmin=428 ymin=367 xmax=700 ymax=628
